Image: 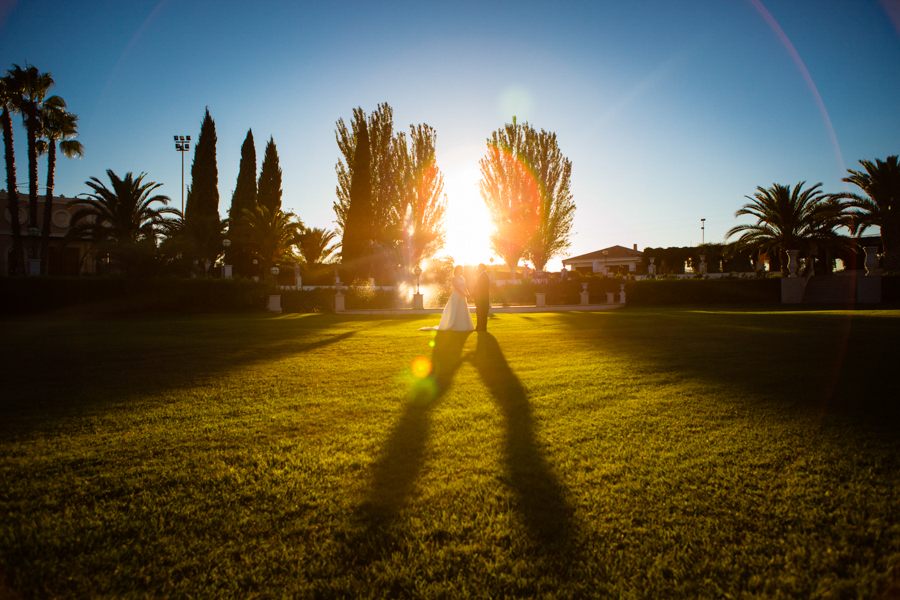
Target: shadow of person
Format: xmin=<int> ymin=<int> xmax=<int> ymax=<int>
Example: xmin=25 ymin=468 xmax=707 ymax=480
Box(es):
xmin=469 ymin=332 xmax=575 ymax=546
xmin=362 ymin=331 xmax=471 ymax=521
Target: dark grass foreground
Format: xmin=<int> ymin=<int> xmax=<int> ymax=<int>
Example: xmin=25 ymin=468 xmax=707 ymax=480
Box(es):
xmin=1 ymin=308 xmax=899 ymax=598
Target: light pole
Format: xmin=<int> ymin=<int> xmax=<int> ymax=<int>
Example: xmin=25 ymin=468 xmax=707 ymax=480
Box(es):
xmin=701 ymin=218 xmax=706 ymax=245
xmin=174 ymin=135 xmax=191 ymax=214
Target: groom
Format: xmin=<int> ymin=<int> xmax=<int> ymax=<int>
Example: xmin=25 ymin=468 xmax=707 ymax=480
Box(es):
xmin=473 ymin=263 xmax=490 ymax=332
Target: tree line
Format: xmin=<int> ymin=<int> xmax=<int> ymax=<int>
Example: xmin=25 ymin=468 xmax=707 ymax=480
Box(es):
xmin=2 ymin=71 xmax=579 ymax=283
xmin=724 ymin=165 xmax=900 ymax=276
xmin=336 ymin=106 xmax=576 ymax=283
xmin=2 ymin=63 xmax=84 ymax=275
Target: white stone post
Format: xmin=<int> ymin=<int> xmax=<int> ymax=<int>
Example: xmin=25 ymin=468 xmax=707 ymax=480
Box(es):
xmin=413 ymin=293 xmax=424 ymax=310
xmin=648 ymin=258 xmax=656 ymax=276
xmin=787 ymin=249 xmax=799 ymax=278
xmin=334 ymin=291 xmax=345 ymax=312
xmin=267 ymin=295 xmax=282 ymax=313
xmin=619 ymin=284 xmax=626 ymax=304
xmin=535 ymin=292 xmax=546 ymax=307
xmin=580 ymin=283 xmax=589 ymax=305
xmin=699 ymin=255 xmax=707 ymax=275
xmin=223 ymin=265 xmax=233 ymax=278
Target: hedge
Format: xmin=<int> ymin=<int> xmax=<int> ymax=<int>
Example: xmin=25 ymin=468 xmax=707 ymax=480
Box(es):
xmin=883 ymin=274 xmax=900 ymax=302
xmin=0 ymin=277 xmax=270 ymax=315
xmin=623 ymin=277 xmax=781 ymax=305
xmin=3 ymin=273 xmax=887 ymax=315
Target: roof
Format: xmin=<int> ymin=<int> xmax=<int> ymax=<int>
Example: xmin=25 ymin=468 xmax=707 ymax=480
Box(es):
xmin=563 ymin=245 xmax=643 ymax=263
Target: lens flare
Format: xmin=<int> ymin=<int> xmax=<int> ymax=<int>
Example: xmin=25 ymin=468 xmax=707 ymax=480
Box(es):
xmin=479 ymin=143 xmax=543 ymax=258
xmin=410 ymin=355 xmax=432 ymax=379
xmin=428 ymin=339 xmax=435 ymax=348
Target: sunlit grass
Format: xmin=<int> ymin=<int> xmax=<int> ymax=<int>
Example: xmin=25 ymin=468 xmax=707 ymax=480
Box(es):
xmin=1 ymin=308 xmax=899 ymax=598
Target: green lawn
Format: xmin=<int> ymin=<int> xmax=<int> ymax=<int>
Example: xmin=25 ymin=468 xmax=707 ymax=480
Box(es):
xmin=2 ymin=308 xmax=899 ymax=599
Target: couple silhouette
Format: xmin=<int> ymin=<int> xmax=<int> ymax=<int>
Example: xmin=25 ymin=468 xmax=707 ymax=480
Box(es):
xmin=419 ymin=264 xmax=490 ymax=332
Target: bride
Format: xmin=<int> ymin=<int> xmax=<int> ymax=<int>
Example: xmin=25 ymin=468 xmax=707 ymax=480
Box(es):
xmin=419 ymin=265 xmax=474 ymax=331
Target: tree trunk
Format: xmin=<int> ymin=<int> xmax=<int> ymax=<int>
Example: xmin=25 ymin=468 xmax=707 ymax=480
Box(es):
xmin=2 ymin=107 xmax=24 ymax=275
xmin=40 ymin=140 xmax=56 ymax=275
xmin=27 ymin=109 xmax=38 ymax=228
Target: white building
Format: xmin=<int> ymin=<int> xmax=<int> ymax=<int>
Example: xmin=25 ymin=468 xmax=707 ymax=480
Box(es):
xmin=562 ymin=245 xmax=644 ymax=275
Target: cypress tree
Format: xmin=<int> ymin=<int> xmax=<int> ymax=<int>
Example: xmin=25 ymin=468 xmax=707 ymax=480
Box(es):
xmin=257 ymin=136 xmax=282 ymax=213
xmin=341 ymin=119 xmax=372 ymax=277
xmin=228 ymin=129 xmax=257 ymax=275
xmin=185 ymin=107 xmax=219 ymax=222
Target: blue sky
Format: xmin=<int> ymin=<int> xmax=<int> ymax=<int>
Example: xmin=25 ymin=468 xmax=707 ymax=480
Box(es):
xmin=2 ymin=0 xmax=899 ymax=270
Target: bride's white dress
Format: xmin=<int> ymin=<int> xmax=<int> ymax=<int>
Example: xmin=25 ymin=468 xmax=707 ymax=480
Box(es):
xmin=419 ymin=276 xmax=475 ymax=331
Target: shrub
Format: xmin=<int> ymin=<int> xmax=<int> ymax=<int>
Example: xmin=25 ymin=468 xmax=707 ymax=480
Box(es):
xmin=344 ymin=287 xmax=398 ymax=310
xmin=623 ymin=278 xmax=781 ymax=305
xmin=883 ymin=274 xmax=900 ymax=302
xmin=279 ymin=288 xmax=335 ymax=313
xmin=488 ymin=275 xmax=621 ymax=306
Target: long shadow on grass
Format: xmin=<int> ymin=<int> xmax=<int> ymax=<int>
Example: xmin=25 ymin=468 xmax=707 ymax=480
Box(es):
xmin=362 ymin=331 xmax=470 ymax=518
xmin=468 ymin=332 xmax=576 ymax=546
xmin=350 ymin=331 xmax=578 ymax=580
xmin=0 ymin=316 xmax=369 ymax=437
xmin=556 ymin=308 xmax=900 ymax=433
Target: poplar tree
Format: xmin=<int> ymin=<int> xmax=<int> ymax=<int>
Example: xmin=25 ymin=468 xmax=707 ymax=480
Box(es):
xmin=522 ymin=127 xmax=575 ymax=271
xmin=479 ymin=117 xmax=575 ymax=277
xmin=402 ymin=123 xmax=447 ymax=267
xmin=333 ymin=103 xmax=404 ymax=246
xmin=185 ymin=107 xmax=218 ymax=221
xmin=340 ymin=118 xmax=372 ymax=277
xmin=257 ymin=136 xmax=282 ymax=213
xmin=227 ymin=129 xmax=257 ymax=276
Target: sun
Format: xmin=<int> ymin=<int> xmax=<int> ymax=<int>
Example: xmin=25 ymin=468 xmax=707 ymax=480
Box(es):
xmin=440 ymin=145 xmax=494 ymax=266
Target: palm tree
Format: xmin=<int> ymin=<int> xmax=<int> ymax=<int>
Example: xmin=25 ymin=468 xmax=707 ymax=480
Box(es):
xmin=37 ymin=96 xmax=83 ymax=274
xmin=0 ymin=76 xmax=25 ymax=274
xmin=297 ymin=226 xmax=339 ymax=267
xmin=158 ymin=210 xmax=228 ymax=276
xmin=67 ymin=170 xmax=175 ymax=276
xmin=830 ymin=156 xmax=900 ymax=273
xmin=5 ymin=64 xmax=53 ymax=233
xmin=726 ymin=182 xmax=851 ymax=275
xmin=241 ymin=205 xmax=303 ymax=279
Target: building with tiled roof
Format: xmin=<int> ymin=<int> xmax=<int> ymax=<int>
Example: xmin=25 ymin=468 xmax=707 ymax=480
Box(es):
xmin=562 ymin=244 xmax=644 ymax=275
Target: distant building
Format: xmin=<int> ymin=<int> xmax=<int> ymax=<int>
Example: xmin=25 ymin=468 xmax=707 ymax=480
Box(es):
xmin=1 ymin=191 xmax=94 ymax=276
xmin=562 ymin=244 xmax=644 ymax=275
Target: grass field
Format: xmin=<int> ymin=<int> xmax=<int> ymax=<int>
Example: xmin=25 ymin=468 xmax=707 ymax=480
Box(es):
xmin=2 ymin=308 xmax=899 ymax=598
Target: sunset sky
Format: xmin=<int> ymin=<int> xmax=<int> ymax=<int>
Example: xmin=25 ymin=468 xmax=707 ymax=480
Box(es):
xmin=2 ymin=0 xmax=898 ymax=270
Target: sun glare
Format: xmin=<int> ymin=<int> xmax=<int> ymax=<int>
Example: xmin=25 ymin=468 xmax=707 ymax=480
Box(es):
xmin=441 ymin=145 xmax=493 ymax=266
